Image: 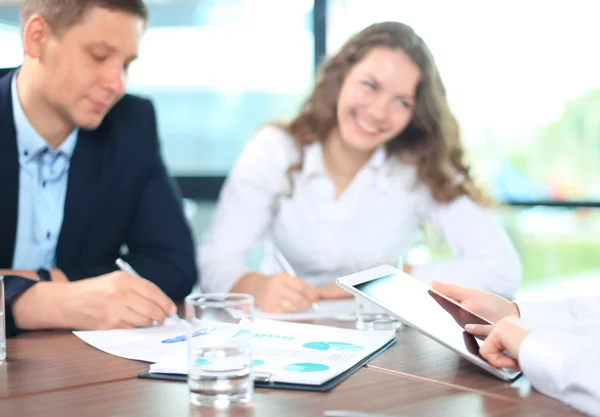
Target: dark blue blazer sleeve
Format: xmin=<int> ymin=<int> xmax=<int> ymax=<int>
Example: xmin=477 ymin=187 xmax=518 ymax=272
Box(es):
xmin=123 ymin=103 xmax=197 ymax=300
xmin=3 ymin=275 xmax=38 ymax=337
xmin=124 ymin=157 xmax=197 ymax=301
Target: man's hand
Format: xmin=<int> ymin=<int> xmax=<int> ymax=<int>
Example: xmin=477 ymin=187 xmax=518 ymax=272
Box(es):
xmin=12 ymin=271 xmax=177 ymax=330
xmin=432 ymin=281 xmax=520 ymax=323
xmin=232 ymin=272 xmax=319 ymax=313
xmin=465 ymin=316 xmax=532 ymax=370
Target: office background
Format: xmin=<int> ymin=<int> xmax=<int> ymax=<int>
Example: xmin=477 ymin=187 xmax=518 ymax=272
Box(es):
xmin=2 ymin=0 xmax=600 ymax=296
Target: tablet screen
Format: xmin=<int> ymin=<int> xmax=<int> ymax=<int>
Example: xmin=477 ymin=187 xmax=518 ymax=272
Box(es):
xmin=354 ymin=272 xmax=491 ymax=361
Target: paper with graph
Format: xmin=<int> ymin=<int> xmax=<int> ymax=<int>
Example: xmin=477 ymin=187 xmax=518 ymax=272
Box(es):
xmin=74 ymin=319 xmax=395 ymax=386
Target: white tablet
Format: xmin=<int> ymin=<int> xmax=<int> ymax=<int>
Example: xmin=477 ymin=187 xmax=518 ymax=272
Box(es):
xmin=336 ymin=265 xmax=521 ymax=381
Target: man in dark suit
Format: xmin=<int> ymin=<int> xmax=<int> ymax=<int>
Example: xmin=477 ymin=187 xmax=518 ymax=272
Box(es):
xmin=0 ymin=0 xmax=197 ymax=336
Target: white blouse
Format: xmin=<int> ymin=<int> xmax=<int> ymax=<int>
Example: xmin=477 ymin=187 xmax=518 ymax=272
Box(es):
xmin=518 ymin=296 xmax=600 ymax=416
xmin=198 ymin=126 xmax=521 ymax=297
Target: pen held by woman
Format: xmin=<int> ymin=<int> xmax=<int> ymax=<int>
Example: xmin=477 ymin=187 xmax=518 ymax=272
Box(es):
xmin=273 ymin=250 xmax=320 ymax=312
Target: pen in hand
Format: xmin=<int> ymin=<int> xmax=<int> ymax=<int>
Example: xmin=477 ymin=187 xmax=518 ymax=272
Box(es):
xmin=115 ymin=258 xmax=185 ymax=324
xmin=273 ymin=249 xmax=320 ymax=312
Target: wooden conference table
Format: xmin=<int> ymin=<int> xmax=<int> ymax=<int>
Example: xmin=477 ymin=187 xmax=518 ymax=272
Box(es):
xmin=0 ymin=320 xmax=583 ymax=417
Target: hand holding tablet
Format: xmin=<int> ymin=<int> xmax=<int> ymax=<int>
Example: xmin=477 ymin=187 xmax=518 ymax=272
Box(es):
xmin=336 ymin=265 xmax=521 ymax=381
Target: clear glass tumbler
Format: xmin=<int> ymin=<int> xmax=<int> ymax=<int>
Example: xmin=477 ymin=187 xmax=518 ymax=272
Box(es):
xmin=185 ymin=293 xmax=254 ymax=409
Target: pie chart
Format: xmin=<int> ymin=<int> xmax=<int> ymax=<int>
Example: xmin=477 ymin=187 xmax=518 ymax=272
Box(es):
xmin=284 ymin=363 xmax=330 ymax=372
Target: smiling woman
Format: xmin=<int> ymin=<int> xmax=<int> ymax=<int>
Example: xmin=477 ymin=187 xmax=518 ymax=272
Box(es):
xmin=198 ymin=22 xmax=522 ymax=314
xmin=286 ymin=22 xmax=487 ymax=204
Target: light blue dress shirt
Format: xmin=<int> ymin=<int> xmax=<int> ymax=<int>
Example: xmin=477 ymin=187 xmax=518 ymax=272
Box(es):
xmin=11 ymin=72 xmax=79 ymax=270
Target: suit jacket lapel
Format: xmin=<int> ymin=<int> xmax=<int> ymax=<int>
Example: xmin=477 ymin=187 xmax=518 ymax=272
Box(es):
xmin=57 ymin=127 xmax=107 ymax=264
xmin=0 ymin=69 xmax=20 ymax=268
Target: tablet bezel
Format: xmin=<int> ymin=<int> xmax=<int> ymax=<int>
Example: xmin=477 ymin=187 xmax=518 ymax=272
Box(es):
xmin=336 ymin=265 xmax=521 ymax=382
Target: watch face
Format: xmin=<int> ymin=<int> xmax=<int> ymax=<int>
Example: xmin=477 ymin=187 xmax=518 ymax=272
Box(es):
xmin=37 ymin=269 xmax=52 ymax=281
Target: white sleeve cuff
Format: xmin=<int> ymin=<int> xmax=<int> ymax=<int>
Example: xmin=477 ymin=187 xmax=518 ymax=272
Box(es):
xmin=519 ymin=331 xmax=570 ymax=398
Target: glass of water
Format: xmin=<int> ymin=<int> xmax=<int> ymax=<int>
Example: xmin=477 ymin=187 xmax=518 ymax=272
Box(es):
xmin=1 ymin=275 xmax=5 ymax=361
xmin=185 ymin=293 xmax=254 ymax=409
xmin=352 ymin=259 xmax=403 ymax=331
xmin=355 ymin=295 xmax=402 ymax=331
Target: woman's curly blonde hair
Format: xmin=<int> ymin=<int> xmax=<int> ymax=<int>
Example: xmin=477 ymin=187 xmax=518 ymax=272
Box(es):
xmin=282 ymin=21 xmax=490 ymax=205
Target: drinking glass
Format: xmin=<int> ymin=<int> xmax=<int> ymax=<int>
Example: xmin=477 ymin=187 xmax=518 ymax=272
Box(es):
xmin=185 ymin=293 xmax=254 ymax=409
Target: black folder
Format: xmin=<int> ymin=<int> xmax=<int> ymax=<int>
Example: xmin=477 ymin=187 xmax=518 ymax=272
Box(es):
xmin=138 ymin=338 xmax=395 ymax=392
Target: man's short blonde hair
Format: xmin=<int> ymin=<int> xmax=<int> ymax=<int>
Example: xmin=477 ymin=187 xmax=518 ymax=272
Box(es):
xmin=21 ymin=0 xmax=148 ymax=35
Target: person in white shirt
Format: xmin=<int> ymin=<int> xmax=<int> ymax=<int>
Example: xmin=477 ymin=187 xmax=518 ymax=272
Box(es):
xmin=433 ymin=281 xmax=600 ymax=417
xmin=198 ymin=21 xmax=521 ymax=313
